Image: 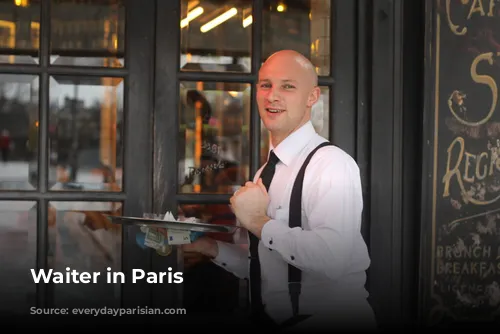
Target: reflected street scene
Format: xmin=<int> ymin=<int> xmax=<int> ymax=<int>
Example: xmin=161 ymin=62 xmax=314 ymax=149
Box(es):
xmin=48 ymin=76 xmax=124 ymax=192
xmin=0 ymin=75 xmax=39 ymax=190
xmin=0 ymin=75 xmax=124 ymax=192
xmin=0 ymin=201 xmax=122 ymax=313
xmin=47 ymin=201 xmax=122 ymax=308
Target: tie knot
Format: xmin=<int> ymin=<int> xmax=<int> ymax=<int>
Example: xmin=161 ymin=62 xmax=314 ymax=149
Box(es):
xmin=267 ymin=150 xmax=280 ymax=166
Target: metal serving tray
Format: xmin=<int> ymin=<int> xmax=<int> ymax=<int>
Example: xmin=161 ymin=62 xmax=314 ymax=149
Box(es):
xmin=108 ymin=215 xmax=238 ymax=234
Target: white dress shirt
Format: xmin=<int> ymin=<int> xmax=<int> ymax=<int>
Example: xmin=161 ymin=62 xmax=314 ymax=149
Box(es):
xmin=212 ymin=121 xmax=376 ymax=330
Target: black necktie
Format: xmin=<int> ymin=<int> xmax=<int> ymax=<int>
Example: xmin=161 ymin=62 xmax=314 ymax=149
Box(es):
xmin=249 ymin=150 xmax=280 ymax=316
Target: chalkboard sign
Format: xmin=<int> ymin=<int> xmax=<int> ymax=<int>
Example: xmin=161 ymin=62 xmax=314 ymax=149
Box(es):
xmin=422 ymin=0 xmax=500 ymax=326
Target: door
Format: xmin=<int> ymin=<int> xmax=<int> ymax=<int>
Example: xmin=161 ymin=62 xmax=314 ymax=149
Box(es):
xmin=0 ymin=0 xmax=155 ymax=314
xmin=151 ymin=0 xmax=361 ymax=317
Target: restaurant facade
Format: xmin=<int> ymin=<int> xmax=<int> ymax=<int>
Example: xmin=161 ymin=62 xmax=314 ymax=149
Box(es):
xmin=0 ymin=0 xmax=499 ymax=329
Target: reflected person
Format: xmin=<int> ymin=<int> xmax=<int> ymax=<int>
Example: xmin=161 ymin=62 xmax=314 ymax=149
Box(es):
xmin=0 ymin=129 xmax=11 ymax=162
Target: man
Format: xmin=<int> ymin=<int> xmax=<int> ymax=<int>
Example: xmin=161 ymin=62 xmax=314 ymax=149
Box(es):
xmin=0 ymin=129 xmax=10 ymax=162
xmin=181 ymin=50 xmax=376 ymax=331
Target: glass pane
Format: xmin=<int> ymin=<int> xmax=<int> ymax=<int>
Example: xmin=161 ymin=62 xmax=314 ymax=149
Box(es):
xmin=260 ymin=86 xmax=329 ymax=165
xmin=48 ymin=201 xmax=122 ymax=308
xmin=0 ymin=201 xmax=37 ymax=315
xmin=262 ymin=0 xmax=331 ymax=76
xmin=51 ymin=0 xmax=125 ymax=67
xmin=179 ymin=81 xmax=250 ymax=194
xmin=49 ymin=76 xmax=124 ymax=192
xmin=0 ymin=74 xmax=39 ymax=190
xmin=180 ymin=0 xmax=252 ymax=72
xmin=178 ymin=203 xmax=241 ymax=314
xmin=0 ymin=0 xmax=40 ymax=64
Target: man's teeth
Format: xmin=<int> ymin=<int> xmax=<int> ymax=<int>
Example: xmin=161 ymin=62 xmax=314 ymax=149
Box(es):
xmin=268 ymin=109 xmax=284 ymax=113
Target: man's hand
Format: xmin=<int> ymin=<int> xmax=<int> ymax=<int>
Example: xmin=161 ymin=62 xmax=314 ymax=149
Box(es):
xmin=154 ymin=228 xmax=219 ymax=258
xmin=154 ymin=228 xmax=218 ymax=269
xmin=230 ymin=178 xmax=271 ymax=239
xmin=180 ymin=235 xmax=219 ymax=258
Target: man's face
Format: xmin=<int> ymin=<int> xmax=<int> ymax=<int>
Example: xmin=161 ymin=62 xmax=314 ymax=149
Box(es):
xmin=256 ymin=53 xmax=319 ymax=139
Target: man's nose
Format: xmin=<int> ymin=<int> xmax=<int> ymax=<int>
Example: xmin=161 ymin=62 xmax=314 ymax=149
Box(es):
xmin=266 ymin=87 xmax=280 ymax=102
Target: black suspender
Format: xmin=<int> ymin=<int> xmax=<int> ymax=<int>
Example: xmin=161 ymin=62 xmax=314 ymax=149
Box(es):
xmin=287 ymin=141 xmax=334 ymax=317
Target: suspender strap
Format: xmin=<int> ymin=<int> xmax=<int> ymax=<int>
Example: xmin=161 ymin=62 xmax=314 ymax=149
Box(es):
xmin=288 ymin=141 xmax=334 ymax=317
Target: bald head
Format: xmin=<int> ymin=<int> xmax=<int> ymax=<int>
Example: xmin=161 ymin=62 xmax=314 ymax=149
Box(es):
xmin=260 ymin=50 xmax=318 ymax=87
xmin=256 ymin=50 xmax=321 ymax=147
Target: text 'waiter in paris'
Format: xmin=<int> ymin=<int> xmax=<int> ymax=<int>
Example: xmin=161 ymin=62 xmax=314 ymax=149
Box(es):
xmin=181 ymin=49 xmax=377 ymax=332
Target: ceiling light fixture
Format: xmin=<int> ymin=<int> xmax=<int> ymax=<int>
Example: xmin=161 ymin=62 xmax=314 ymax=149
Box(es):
xmin=180 ymin=6 xmax=204 ymax=28
xmin=243 ymin=15 xmax=252 ymax=28
xmin=200 ymin=7 xmax=237 ymax=33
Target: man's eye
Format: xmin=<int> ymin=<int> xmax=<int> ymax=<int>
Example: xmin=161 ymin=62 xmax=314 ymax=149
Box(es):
xmin=283 ymin=84 xmax=295 ymax=89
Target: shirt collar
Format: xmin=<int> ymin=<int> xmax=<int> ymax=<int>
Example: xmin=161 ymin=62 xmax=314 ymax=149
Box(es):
xmin=269 ymin=121 xmax=316 ymax=166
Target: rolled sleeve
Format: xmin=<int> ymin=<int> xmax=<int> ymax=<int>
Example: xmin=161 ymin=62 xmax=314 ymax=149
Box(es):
xmin=211 ymin=241 xmax=249 ymax=279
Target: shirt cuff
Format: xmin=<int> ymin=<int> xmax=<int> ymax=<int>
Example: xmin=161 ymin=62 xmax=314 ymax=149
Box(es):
xmin=260 ymin=219 xmax=291 ymax=250
xmin=211 ymin=240 xmax=248 ymax=278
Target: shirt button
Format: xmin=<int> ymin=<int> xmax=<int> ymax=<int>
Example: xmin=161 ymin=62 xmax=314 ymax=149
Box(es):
xmin=291 ymin=256 xmax=295 ymax=260
xmin=222 ymin=262 xmax=227 ymax=266
xmin=269 ymin=239 xmax=273 ymax=245
xmin=268 ymin=248 xmax=272 ymax=251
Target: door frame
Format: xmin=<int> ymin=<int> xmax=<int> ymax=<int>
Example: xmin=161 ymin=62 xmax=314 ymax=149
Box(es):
xmin=120 ymin=0 xmax=156 ymax=308
xmin=367 ymin=0 xmax=425 ymax=329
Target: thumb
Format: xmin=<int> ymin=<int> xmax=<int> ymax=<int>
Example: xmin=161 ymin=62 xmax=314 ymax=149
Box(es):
xmin=257 ymin=178 xmax=267 ymax=194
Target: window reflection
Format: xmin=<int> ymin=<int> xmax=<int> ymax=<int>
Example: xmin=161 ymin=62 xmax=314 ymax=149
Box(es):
xmin=49 ymin=76 xmax=123 ymax=192
xmin=179 ymin=0 xmax=331 ymax=75
xmin=0 ymin=74 xmax=39 ymax=190
xmin=0 ymin=201 xmax=37 ymax=315
xmin=262 ymin=0 xmax=331 ymax=76
xmin=48 ymin=201 xmax=122 ymax=308
xmin=180 ymin=0 xmax=252 ymax=72
xmin=179 ymin=81 xmax=250 ymax=194
xmin=260 ymin=86 xmax=329 ymax=165
xmin=0 ymin=0 xmax=40 ymax=64
xmin=51 ymin=0 xmax=125 ymax=67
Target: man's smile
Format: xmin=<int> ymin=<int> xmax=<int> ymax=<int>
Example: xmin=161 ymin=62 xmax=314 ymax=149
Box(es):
xmin=266 ymin=108 xmax=286 ymax=114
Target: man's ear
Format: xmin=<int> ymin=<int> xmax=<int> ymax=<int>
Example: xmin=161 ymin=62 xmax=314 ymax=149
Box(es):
xmin=307 ymin=86 xmax=321 ymax=107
